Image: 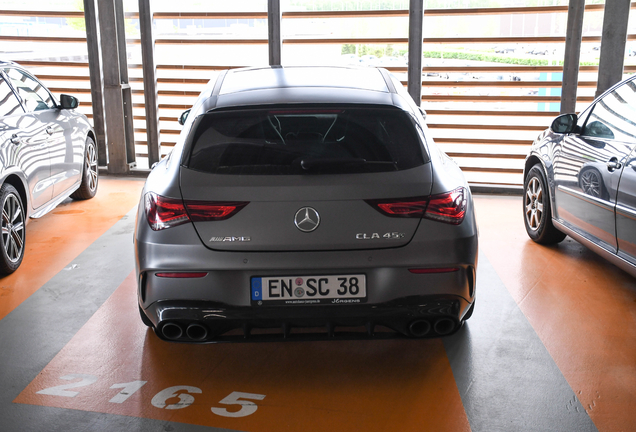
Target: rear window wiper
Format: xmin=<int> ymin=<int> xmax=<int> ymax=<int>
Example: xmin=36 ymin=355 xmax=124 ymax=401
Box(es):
xmin=300 ymin=158 xmax=397 ymax=171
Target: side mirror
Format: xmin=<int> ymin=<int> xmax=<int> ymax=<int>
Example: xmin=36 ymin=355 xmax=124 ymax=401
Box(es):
xmin=59 ymin=94 xmax=79 ymax=110
xmin=551 ymin=113 xmax=577 ymax=134
xmin=178 ymin=109 xmax=191 ymax=126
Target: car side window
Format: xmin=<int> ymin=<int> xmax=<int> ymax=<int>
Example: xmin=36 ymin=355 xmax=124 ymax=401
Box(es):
xmin=3 ymin=68 xmax=56 ymax=112
xmin=583 ymin=79 xmax=636 ymax=142
xmin=0 ymin=76 xmax=25 ymax=118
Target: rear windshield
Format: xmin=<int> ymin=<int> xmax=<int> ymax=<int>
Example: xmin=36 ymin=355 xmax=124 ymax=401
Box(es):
xmin=186 ymin=106 xmax=427 ymax=175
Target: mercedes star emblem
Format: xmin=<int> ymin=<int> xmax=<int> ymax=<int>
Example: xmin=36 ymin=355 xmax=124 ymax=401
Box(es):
xmin=294 ymin=207 xmax=320 ymax=232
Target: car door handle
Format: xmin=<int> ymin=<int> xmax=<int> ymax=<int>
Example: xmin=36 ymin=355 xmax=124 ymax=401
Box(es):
xmin=607 ymin=158 xmax=622 ymax=172
xmin=45 ymin=126 xmax=55 ymax=135
xmin=10 ymin=134 xmax=21 ymax=145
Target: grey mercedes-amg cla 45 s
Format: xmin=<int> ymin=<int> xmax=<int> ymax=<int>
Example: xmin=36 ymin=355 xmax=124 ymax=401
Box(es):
xmin=134 ymin=66 xmax=478 ymax=343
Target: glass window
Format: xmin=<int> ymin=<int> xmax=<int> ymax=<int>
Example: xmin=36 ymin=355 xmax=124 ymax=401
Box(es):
xmin=583 ymin=79 xmax=636 ymax=142
xmin=0 ymin=77 xmax=24 ymax=118
xmin=3 ymin=68 xmax=56 ymax=112
xmin=187 ymin=106 xmax=427 ymax=175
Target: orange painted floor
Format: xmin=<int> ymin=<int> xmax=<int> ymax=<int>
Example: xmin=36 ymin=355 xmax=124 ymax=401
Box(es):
xmin=0 ymin=177 xmax=144 ymax=321
xmin=3 ymin=191 xmax=636 ymax=431
xmin=474 ymin=195 xmax=636 ymax=432
xmin=15 ymin=272 xmax=470 ymax=432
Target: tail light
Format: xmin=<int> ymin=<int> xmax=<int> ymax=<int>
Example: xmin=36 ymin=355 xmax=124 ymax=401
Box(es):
xmin=365 ymin=197 xmax=428 ymax=218
xmin=424 ymin=187 xmax=466 ymax=225
xmin=145 ymin=192 xmax=248 ymax=231
xmin=365 ymin=187 xmax=467 ymax=225
xmin=185 ymin=201 xmax=248 ymax=222
xmin=145 ymin=193 xmax=189 ymax=231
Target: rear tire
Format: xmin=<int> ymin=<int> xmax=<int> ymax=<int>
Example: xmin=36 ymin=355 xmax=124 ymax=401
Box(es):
xmin=71 ymin=137 xmax=98 ymax=200
xmin=523 ymin=164 xmax=566 ymax=245
xmin=0 ymin=184 xmax=26 ymax=275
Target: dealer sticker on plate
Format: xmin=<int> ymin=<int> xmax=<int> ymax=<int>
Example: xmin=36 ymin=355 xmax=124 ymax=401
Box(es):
xmin=251 ymin=274 xmax=367 ymax=306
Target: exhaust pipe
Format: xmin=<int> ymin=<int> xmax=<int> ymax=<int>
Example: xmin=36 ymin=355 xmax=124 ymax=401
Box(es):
xmin=161 ymin=322 xmax=183 ymax=340
xmin=433 ymin=318 xmax=456 ymax=336
xmin=186 ymin=323 xmax=208 ymax=341
xmin=409 ymin=320 xmax=432 ymax=337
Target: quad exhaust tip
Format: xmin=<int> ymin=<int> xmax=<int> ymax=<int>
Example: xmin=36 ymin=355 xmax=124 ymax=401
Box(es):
xmin=433 ymin=317 xmax=456 ymax=336
xmin=186 ymin=323 xmax=208 ymax=341
xmin=161 ymin=322 xmax=183 ymax=340
xmin=409 ymin=320 xmax=432 ymax=337
xmin=409 ymin=317 xmax=457 ymax=337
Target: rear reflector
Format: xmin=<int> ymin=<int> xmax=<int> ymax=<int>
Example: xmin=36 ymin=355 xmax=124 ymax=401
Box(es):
xmin=409 ymin=268 xmax=460 ymax=274
xmin=365 ymin=187 xmax=467 ymax=224
xmin=156 ymin=272 xmax=208 ymax=278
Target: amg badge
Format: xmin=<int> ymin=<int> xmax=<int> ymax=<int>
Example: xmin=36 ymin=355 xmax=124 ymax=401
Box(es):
xmin=209 ymin=236 xmax=251 ymax=242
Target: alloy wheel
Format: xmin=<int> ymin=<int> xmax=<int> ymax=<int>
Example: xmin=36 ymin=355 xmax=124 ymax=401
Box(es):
xmin=1 ymin=193 xmax=25 ymax=263
xmin=525 ymin=176 xmax=544 ymax=231
xmin=86 ymin=141 xmax=98 ymax=192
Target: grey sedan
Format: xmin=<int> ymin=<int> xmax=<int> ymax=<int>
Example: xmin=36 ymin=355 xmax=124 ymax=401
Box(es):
xmin=523 ymin=74 xmax=636 ymax=277
xmin=135 ymin=66 xmax=478 ymax=342
xmin=0 ymin=61 xmax=98 ymax=274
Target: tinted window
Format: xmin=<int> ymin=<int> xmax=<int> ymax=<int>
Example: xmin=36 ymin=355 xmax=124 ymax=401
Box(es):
xmin=583 ymin=79 xmax=636 ymax=142
xmin=187 ymin=107 xmax=427 ymax=175
xmin=3 ymin=68 xmax=56 ymax=112
xmin=0 ymin=77 xmax=24 ymax=118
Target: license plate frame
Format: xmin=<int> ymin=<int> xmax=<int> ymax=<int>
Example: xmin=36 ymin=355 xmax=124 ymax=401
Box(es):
xmin=251 ymin=274 xmax=367 ymax=306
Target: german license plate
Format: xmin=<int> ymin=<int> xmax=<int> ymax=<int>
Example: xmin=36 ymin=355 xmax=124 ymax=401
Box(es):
xmin=251 ymin=274 xmax=366 ymax=306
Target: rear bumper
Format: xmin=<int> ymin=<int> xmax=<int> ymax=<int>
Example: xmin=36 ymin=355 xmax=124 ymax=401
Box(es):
xmin=141 ymin=294 xmax=472 ymax=343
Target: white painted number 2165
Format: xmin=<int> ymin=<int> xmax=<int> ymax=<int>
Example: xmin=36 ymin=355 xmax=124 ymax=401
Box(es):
xmin=37 ymin=374 xmax=265 ymax=418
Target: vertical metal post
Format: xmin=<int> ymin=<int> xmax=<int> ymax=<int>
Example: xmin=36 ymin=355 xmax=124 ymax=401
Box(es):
xmin=97 ymin=0 xmax=129 ymax=174
xmin=560 ymin=0 xmax=585 ymax=114
xmin=408 ymin=0 xmax=424 ymax=106
xmin=83 ymin=0 xmax=108 ymax=166
xmin=114 ymin=0 xmax=136 ymax=167
xmin=596 ymin=0 xmax=631 ymax=98
xmin=139 ymin=0 xmax=160 ymax=166
xmin=268 ymin=0 xmax=282 ymax=66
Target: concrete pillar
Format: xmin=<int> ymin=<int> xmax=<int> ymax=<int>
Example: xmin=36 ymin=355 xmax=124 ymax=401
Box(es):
xmin=97 ymin=0 xmax=129 ymax=174
xmin=596 ymin=0 xmax=631 ymax=98
xmin=408 ymin=0 xmax=424 ymax=106
xmin=268 ymin=0 xmax=282 ymax=66
xmin=83 ymin=0 xmax=107 ymax=166
xmin=560 ymin=0 xmax=585 ymax=114
xmin=138 ymin=0 xmax=160 ymax=166
xmin=97 ymin=0 xmax=128 ymax=174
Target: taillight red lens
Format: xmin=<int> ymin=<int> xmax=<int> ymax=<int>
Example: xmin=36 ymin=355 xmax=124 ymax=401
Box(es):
xmin=145 ymin=192 xmax=190 ymax=231
xmin=145 ymin=193 xmax=249 ymax=230
xmin=156 ymin=272 xmax=208 ymax=278
xmin=185 ymin=201 xmax=248 ymax=222
xmin=424 ymin=187 xmax=466 ymax=225
xmin=365 ymin=197 xmax=428 ymax=218
xmin=366 ymin=187 xmax=467 ymax=224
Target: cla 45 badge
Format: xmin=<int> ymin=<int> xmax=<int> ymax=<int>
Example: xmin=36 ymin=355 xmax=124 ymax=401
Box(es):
xmin=356 ymin=232 xmax=405 ymax=240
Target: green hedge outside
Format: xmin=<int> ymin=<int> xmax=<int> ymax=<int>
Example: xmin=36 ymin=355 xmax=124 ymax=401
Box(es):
xmin=422 ymin=50 xmax=599 ymax=67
